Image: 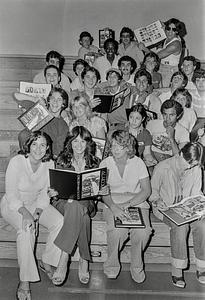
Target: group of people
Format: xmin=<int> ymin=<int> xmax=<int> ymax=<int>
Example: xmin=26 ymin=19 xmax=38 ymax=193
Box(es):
xmin=1 ymin=16 xmax=205 ymax=300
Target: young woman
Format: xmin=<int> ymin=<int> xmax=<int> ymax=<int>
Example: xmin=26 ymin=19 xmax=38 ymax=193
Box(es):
xmin=70 ymin=59 xmax=89 ymax=91
xmin=18 ymin=87 xmax=70 ymax=159
xmin=69 ymin=91 xmax=107 ymax=139
xmin=100 ymin=130 xmax=152 ymax=283
xmin=170 ymin=88 xmax=196 ymax=132
xmin=50 ymin=126 xmax=102 ymax=284
xmin=141 ymin=52 xmax=162 ymax=89
xmin=126 ymin=104 xmax=157 ymax=167
xmin=150 ymin=142 xmax=205 ymax=288
xmin=0 ymin=131 xmax=68 ymax=299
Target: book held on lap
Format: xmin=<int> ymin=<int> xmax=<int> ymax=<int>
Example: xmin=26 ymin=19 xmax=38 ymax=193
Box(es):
xmin=20 ymin=81 xmax=52 ymax=99
xmin=160 ymin=194 xmax=205 ymax=226
xmin=94 ymin=88 xmax=130 ymax=113
xmin=18 ymin=101 xmax=54 ymax=131
xmin=49 ymin=167 xmax=107 ymax=200
xmin=114 ymin=207 xmax=145 ymax=228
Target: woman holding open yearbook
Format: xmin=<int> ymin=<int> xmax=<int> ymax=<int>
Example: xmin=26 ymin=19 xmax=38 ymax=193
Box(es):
xmin=99 ymin=129 xmax=152 ymax=283
xmin=50 ymin=126 xmax=104 ymax=285
xmin=150 ymin=142 xmax=205 ymax=288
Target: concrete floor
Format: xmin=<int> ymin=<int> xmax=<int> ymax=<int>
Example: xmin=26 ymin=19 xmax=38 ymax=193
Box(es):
xmin=1 ymin=261 xmax=205 ymax=300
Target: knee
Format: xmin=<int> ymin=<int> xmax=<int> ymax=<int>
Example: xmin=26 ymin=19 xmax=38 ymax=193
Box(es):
xmin=130 ymin=227 xmax=152 ymax=244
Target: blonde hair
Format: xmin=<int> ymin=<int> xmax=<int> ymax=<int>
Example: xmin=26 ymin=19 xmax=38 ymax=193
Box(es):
xmin=71 ymin=91 xmax=93 ymax=120
xmin=109 ymin=130 xmax=136 ymax=158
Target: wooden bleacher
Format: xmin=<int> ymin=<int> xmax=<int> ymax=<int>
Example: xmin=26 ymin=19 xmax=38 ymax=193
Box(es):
xmin=0 ymin=55 xmax=198 ymax=265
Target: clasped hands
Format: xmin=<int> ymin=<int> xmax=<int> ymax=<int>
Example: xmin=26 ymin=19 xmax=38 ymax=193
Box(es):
xmin=22 ymin=209 xmax=42 ymax=235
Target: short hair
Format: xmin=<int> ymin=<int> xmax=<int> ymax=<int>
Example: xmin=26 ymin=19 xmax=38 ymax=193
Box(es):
xmin=109 ymin=129 xmax=136 ymax=158
xmin=73 ymin=59 xmax=89 ymax=75
xmin=71 ymin=91 xmax=92 ymax=120
xmin=192 ymin=69 xmax=205 ymax=83
xmin=134 ymin=68 xmax=152 ymax=85
xmin=106 ymin=69 xmax=122 ymax=81
xmin=182 ymin=55 xmax=200 ymax=68
xmin=141 ymin=52 xmax=161 ymax=72
xmin=181 ymin=142 xmax=204 ymax=167
xmin=56 ymin=126 xmax=98 ymax=168
xmin=104 ymin=38 xmax=119 ymax=54
xmin=44 ymin=64 xmax=61 ymax=82
xmin=164 ymin=18 xmax=186 ymax=38
xmin=46 ymin=50 xmax=65 ymax=72
xmin=47 ymin=87 xmax=68 ymax=110
xmin=119 ymin=27 xmax=135 ymax=42
xmin=160 ymin=99 xmax=183 ymax=119
xmin=127 ymin=103 xmax=148 ymax=128
xmin=170 ymin=88 xmax=192 ymax=108
xmin=19 ymin=131 xmax=53 ymax=161
xmin=118 ymin=55 xmax=137 ymax=74
xmin=79 ymin=31 xmax=94 ymax=44
xmin=81 ymin=65 xmax=101 ymax=82
xmin=170 ymin=70 xmax=188 ymax=88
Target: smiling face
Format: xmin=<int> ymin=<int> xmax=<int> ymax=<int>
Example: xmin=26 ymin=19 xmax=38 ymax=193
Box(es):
xmin=121 ymin=32 xmax=131 ymax=46
xmin=76 ymin=63 xmax=85 ymax=76
xmin=144 ymin=57 xmax=157 ymax=73
xmin=129 ymin=111 xmax=143 ymax=129
xmin=165 ymin=23 xmax=178 ymax=40
xmin=107 ymin=71 xmax=120 ymax=88
xmin=71 ymin=134 xmax=87 ymax=156
xmin=29 ymin=136 xmax=47 ymax=162
xmin=175 ymin=93 xmax=187 ymax=108
xmin=171 ymin=74 xmax=184 ymax=90
xmin=135 ymin=75 xmax=149 ymax=93
xmin=105 ymin=42 xmax=116 ymax=58
xmin=45 ymin=67 xmax=60 ymax=87
xmin=72 ymin=100 xmax=87 ymax=119
xmin=181 ymin=60 xmax=195 ymax=77
xmin=83 ymin=71 xmax=97 ymax=89
xmin=119 ymin=61 xmax=132 ymax=76
xmin=195 ymin=77 xmax=205 ymax=92
xmin=48 ymin=91 xmax=63 ymax=116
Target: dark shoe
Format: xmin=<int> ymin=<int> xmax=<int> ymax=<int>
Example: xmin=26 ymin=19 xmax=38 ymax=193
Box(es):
xmin=196 ymin=270 xmax=205 ymax=284
xmin=172 ymin=275 xmax=186 ymax=288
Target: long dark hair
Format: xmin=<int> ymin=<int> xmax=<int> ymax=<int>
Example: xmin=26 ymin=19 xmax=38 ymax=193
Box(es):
xmin=56 ymin=126 xmax=99 ymax=168
xmin=19 ymin=131 xmax=53 ymax=162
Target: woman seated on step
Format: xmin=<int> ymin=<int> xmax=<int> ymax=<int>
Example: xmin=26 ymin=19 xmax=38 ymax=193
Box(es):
xmin=0 ymin=131 xmax=69 ymax=300
xmin=49 ymin=126 xmax=106 ymax=285
xmin=149 ymin=142 xmax=205 ymax=288
xmin=99 ymin=129 xmax=152 ymax=283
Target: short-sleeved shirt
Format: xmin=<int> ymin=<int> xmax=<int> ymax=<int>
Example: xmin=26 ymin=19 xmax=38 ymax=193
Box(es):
xmin=146 ymin=119 xmax=189 ymax=156
xmin=129 ymin=127 xmax=152 ymax=157
xmin=118 ymin=41 xmax=144 ymax=67
xmin=100 ymin=156 xmax=149 ymax=209
xmin=78 ymin=45 xmax=99 ymax=60
xmin=94 ymin=55 xmax=121 ymax=83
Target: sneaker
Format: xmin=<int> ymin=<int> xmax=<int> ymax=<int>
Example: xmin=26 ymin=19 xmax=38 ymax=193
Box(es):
xmin=104 ymin=269 xmax=119 ymax=279
xmin=172 ymin=276 xmax=186 ymax=288
xmin=196 ymin=271 xmax=205 ymax=284
xmin=130 ymin=268 xmax=145 ymax=283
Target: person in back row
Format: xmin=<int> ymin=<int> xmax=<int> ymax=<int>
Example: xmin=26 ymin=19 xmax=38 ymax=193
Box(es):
xmin=78 ymin=31 xmax=100 ymax=60
xmin=33 ymin=50 xmax=71 ymax=93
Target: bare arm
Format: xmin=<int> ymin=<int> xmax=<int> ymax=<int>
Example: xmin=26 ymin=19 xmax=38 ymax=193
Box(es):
xmin=157 ymin=40 xmax=181 ymax=60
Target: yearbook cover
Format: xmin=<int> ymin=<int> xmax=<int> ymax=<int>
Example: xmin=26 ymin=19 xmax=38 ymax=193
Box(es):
xmin=92 ymin=137 xmax=108 ymax=160
xmin=94 ymin=88 xmax=129 ymax=113
xmin=134 ymin=20 xmax=166 ymax=47
xmin=19 ymin=82 xmax=52 ymax=99
xmin=49 ymin=167 xmax=107 ymax=200
xmin=114 ymin=207 xmax=145 ymax=228
xmin=99 ymin=28 xmax=115 ymax=48
xmin=18 ymin=101 xmax=54 ymax=131
xmin=160 ymin=194 xmax=205 ymax=226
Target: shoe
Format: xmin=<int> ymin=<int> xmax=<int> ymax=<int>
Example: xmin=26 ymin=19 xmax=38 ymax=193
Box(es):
xmin=16 ymin=283 xmax=31 ymax=300
xmin=172 ymin=276 xmax=186 ymax=288
xmin=39 ymin=261 xmax=54 ymax=280
xmin=130 ymin=268 xmax=145 ymax=283
xmin=52 ymin=266 xmax=67 ymax=286
xmin=78 ymin=258 xmax=90 ymax=284
xmin=196 ymin=270 xmax=205 ymax=284
xmin=104 ymin=271 xmax=118 ymax=279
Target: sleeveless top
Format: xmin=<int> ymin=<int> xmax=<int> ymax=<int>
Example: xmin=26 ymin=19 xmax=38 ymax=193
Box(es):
xmin=160 ymin=37 xmax=181 ymax=66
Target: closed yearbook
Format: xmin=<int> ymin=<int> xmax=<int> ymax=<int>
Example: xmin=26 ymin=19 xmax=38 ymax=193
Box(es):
xmin=114 ymin=207 xmax=145 ymax=228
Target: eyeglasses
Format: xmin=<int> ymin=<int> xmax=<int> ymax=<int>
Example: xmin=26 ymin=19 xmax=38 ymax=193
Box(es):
xmin=166 ymin=26 xmax=177 ymax=32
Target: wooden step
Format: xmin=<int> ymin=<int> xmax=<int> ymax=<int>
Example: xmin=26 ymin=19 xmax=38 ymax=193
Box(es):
xmin=0 ymin=109 xmax=24 ymax=130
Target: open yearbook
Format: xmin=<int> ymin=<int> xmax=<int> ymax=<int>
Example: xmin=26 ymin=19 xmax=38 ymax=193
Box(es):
xmin=18 ymin=101 xmax=54 ymax=131
xmin=114 ymin=207 xmax=145 ymax=228
xmin=20 ymin=82 xmax=52 ymax=99
xmin=49 ymin=167 xmax=107 ymax=200
xmin=94 ymin=88 xmax=130 ymax=113
xmin=160 ymin=194 xmax=205 ymax=226
xmin=134 ymin=20 xmax=166 ymax=47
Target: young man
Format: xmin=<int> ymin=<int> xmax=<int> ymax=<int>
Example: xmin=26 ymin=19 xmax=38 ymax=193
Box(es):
xmin=146 ymin=99 xmax=189 ymax=162
xmin=118 ymin=55 xmax=137 ymax=86
xmin=180 ymin=56 xmax=200 ymax=91
xmin=33 ymin=50 xmax=71 ymax=93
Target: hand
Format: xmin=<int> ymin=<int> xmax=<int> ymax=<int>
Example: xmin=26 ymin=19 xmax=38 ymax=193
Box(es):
xmin=98 ymin=185 xmax=110 ymax=196
xmin=144 ymin=154 xmax=157 ymax=167
xmin=22 ymin=210 xmax=35 ymax=232
xmin=48 ymin=187 xmax=58 ymax=198
xmin=110 ymin=203 xmax=130 ymax=219
xmin=138 ymin=42 xmax=146 ymax=51
xmin=152 ymin=199 xmax=168 ymax=211
xmin=33 ymin=208 xmax=42 ymax=221
xmin=166 ymin=126 xmax=175 ymax=140
xmin=173 ymin=195 xmax=183 ymax=205
xmin=90 ymin=97 xmax=101 ymax=109
xmin=38 ymin=97 xmax=47 ymax=107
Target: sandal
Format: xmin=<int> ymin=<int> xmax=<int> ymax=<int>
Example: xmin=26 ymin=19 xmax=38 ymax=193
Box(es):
xmin=52 ymin=266 xmax=67 ymax=286
xmin=78 ymin=258 xmax=90 ymax=284
xmin=196 ymin=270 xmax=205 ymax=284
xmin=172 ymin=276 xmax=186 ymax=288
xmin=16 ymin=283 xmax=31 ymax=300
xmin=39 ymin=261 xmax=54 ymax=280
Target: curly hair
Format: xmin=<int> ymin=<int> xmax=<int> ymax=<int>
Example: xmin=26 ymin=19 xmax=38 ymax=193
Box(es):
xmin=141 ymin=52 xmax=161 ymax=72
xmin=134 ymin=68 xmax=152 ymax=86
xmin=108 ymin=129 xmax=136 ymax=158
xmin=104 ymin=38 xmax=119 ymax=54
xmin=119 ymin=27 xmax=135 ymax=42
xmin=56 ymin=126 xmax=99 ymax=168
xmin=118 ymin=55 xmax=137 ymax=74
xmin=81 ymin=65 xmax=101 ymax=82
xmin=19 ymin=131 xmax=53 ymax=162
xmin=73 ymin=59 xmax=89 ymax=75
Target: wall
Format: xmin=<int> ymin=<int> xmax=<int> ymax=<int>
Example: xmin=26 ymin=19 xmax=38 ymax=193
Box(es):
xmin=0 ymin=0 xmax=204 ymax=60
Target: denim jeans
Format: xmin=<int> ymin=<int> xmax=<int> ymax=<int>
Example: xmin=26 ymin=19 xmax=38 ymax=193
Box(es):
xmin=103 ymin=206 xmax=152 ymax=275
xmin=164 ymin=216 xmax=205 ymax=272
